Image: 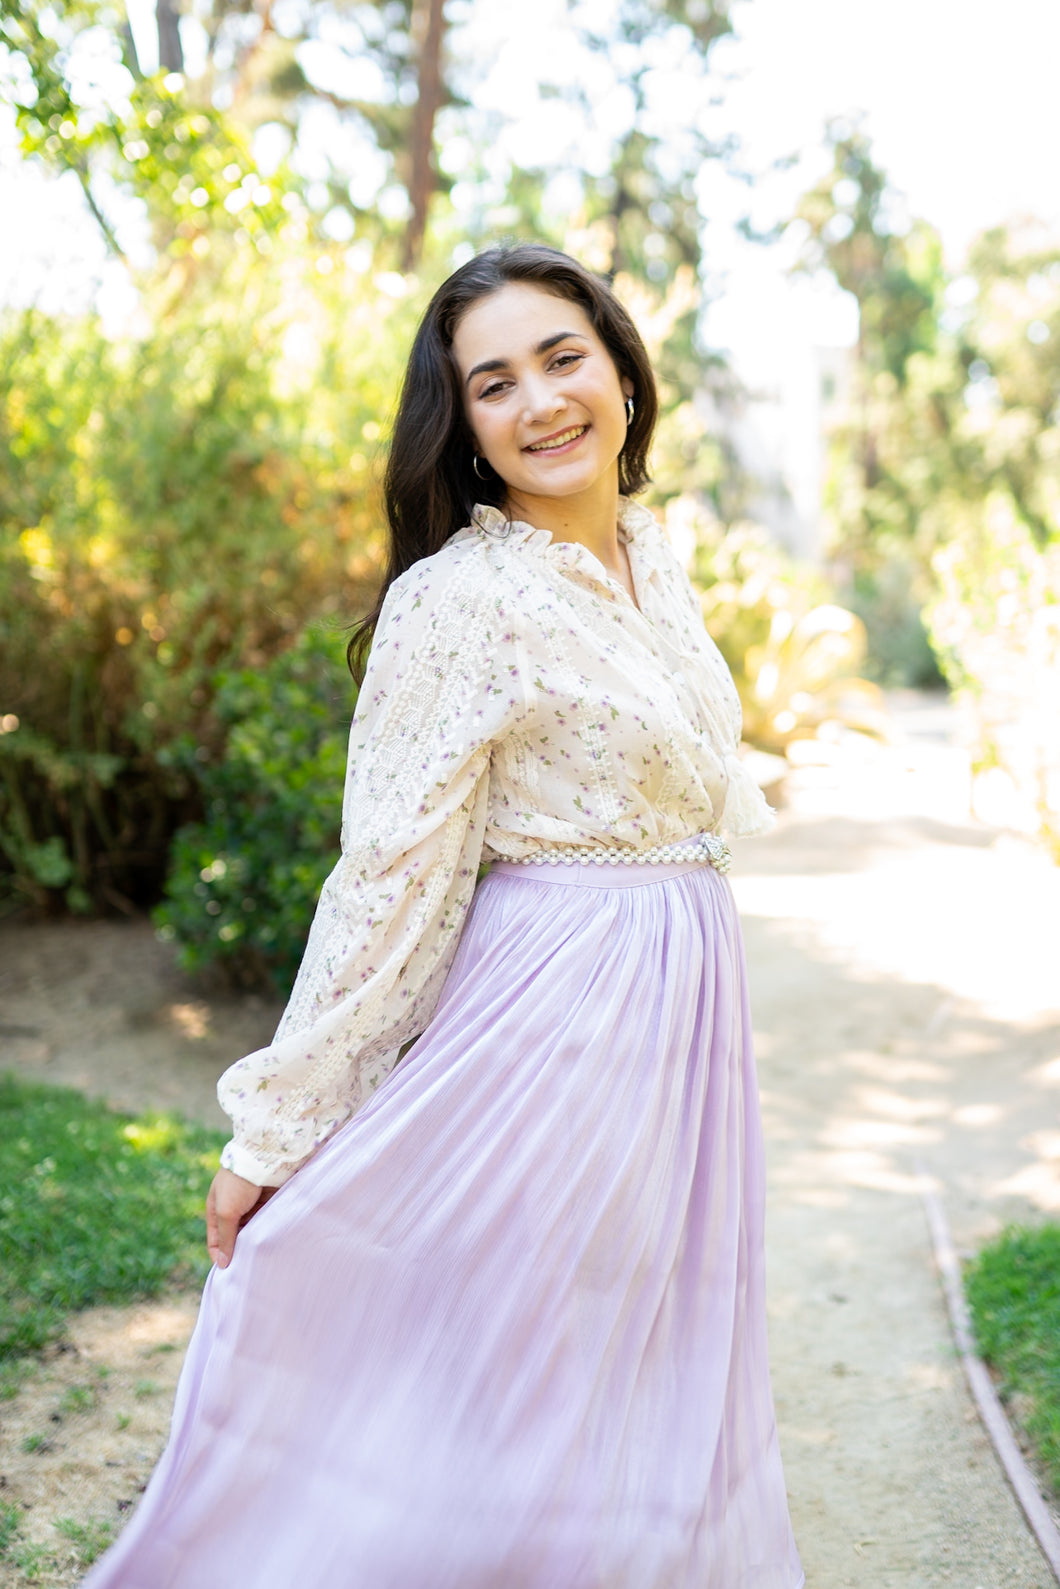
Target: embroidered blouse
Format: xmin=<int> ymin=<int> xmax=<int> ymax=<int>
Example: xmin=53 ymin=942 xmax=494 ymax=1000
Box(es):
xmin=217 ymin=498 xmax=774 ymax=1185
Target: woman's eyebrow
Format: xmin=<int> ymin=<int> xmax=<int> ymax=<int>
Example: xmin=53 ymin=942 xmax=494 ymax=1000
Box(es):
xmin=465 ymin=330 xmax=589 ymax=387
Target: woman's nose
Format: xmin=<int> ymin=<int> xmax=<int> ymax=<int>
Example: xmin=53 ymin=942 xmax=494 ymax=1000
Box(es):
xmin=521 ymin=379 xmax=566 ymax=426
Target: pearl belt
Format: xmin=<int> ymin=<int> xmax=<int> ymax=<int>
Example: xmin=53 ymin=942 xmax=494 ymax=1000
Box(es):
xmin=503 ymin=833 xmax=732 ymax=874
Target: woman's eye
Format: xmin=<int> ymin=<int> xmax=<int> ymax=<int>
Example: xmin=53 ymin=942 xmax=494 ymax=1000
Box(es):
xmin=551 ymin=353 xmax=584 ymax=370
xmin=479 ymin=380 xmax=508 ymax=399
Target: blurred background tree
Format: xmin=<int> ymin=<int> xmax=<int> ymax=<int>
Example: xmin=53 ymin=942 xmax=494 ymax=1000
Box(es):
xmin=791 ymin=121 xmax=947 ymax=686
xmin=0 ymin=0 xmax=754 ymax=972
xmin=790 ymin=121 xmax=1060 ymax=851
xmin=1 ymin=0 xmax=1056 ymax=980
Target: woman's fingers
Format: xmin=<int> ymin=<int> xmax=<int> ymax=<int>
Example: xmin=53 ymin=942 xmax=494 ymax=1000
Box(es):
xmin=206 ymin=1170 xmax=266 ymax=1269
xmin=207 ymin=1187 xmax=238 ymax=1270
xmin=205 ymin=1179 xmax=221 ymax=1266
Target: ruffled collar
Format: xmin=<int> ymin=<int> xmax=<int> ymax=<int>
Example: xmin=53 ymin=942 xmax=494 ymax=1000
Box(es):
xmin=463 ymin=497 xmax=659 ymax=551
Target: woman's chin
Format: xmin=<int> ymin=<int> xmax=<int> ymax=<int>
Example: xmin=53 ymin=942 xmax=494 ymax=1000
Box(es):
xmin=509 ymin=458 xmax=618 ymax=502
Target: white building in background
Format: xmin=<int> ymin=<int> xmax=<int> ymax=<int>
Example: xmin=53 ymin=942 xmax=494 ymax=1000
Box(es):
xmin=702 ymin=266 xmax=858 ymax=564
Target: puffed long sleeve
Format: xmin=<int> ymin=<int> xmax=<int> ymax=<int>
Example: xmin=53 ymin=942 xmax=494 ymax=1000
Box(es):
xmin=217 ymin=552 xmax=533 ymax=1186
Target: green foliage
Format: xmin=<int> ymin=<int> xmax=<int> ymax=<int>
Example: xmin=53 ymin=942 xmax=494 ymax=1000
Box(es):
xmin=1 ymin=0 xmax=739 ymax=294
xmin=1 ymin=2 xmax=292 ymax=260
xmin=0 ymin=0 xmax=755 ymax=934
xmin=0 ymin=259 xmax=413 ymax=913
xmin=966 ymin=1223 xmax=1060 ymax=1495
xmin=798 ymin=123 xmax=943 ymax=385
xmin=573 ymin=0 xmax=734 ymax=289
xmin=800 ymin=142 xmax=1060 ymax=841
xmin=687 ymin=504 xmax=886 ymax=752
xmin=792 ymin=127 xmax=949 ymax=631
xmin=154 ymin=623 xmax=355 ymax=994
xmin=692 ymin=513 xmax=827 ymax=681
xmin=793 ymin=128 xmax=1060 ymax=724
xmin=846 ymin=552 xmax=944 ymax=689
xmin=957 ymin=225 xmax=1060 ymax=551
xmin=0 ymin=1074 xmax=225 ymax=1358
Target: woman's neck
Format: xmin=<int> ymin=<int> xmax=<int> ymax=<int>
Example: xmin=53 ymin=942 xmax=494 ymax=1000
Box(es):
xmin=505 ymin=472 xmax=623 ymax=570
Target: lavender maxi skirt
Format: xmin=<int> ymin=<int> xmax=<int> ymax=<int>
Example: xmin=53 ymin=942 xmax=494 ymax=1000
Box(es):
xmin=84 ymin=851 xmax=804 ymax=1589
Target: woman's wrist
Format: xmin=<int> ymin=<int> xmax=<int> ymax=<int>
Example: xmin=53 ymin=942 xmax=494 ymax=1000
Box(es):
xmin=220 ymin=1138 xmax=292 ymax=1189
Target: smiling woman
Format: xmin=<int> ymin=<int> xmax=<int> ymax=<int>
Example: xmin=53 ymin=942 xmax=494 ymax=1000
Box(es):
xmin=453 ymin=284 xmax=635 ymax=591
xmin=82 ymin=244 xmax=804 ymax=1589
xmin=346 ymin=241 xmax=659 ymax=682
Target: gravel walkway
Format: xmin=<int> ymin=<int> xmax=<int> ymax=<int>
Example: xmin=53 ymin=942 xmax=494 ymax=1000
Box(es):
xmin=741 ymin=692 xmax=1060 ymax=1587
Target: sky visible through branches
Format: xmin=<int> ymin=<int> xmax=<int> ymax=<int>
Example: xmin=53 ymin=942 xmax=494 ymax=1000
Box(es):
xmin=4 ymin=0 xmax=1060 ymax=376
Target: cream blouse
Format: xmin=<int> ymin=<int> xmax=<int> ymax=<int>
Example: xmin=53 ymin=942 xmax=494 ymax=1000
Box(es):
xmin=217 ymin=498 xmax=774 ymax=1185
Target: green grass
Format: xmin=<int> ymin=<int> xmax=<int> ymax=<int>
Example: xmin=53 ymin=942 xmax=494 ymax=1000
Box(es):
xmin=54 ymin=1515 xmax=115 ymax=1568
xmin=0 ymin=1358 xmax=36 ymax=1401
xmin=58 ymin=1382 xmax=97 ymax=1415
xmin=0 ymin=1513 xmax=115 ymax=1580
xmin=0 ymin=1501 xmax=22 ymax=1553
xmin=11 ymin=1541 xmax=48 ymax=1581
xmin=0 ymin=1073 xmax=225 ymax=1359
xmin=966 ymin=1221 xmax=1060 ymax=1495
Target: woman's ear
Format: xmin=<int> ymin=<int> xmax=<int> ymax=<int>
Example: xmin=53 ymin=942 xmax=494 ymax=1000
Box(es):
xmin=621 ymin=375 xmax=635 ymax=400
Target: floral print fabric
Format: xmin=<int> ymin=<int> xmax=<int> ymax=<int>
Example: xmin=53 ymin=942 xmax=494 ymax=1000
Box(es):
xmin=217 ymin=498 xmax=773 ymax=1185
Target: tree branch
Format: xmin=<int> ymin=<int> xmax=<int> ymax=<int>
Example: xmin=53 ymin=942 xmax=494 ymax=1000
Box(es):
xmin=72 ymin=159 xmax=127 ymax=261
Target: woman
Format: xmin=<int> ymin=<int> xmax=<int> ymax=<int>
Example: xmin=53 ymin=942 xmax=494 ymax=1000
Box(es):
xmin=84 ymin=243 xmax=804 ymax=1588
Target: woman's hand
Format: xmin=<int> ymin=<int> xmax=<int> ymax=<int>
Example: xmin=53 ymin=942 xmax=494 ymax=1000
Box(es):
xmin=205 ymin=1169 xmax=278 ymax=1269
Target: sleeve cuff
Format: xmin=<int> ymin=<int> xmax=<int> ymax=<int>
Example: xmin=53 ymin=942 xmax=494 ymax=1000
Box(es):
xmin=219 ymin=1138 xmax=299 ymax=1188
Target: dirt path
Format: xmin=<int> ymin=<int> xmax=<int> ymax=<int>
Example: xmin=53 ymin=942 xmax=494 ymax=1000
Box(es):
xmin=1 ymin=690 xmax=1059 ymax=1585
xmin=739 ymin=693 xmax=1060 ymax=1587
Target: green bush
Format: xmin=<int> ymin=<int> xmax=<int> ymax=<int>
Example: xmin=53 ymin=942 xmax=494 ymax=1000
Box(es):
xmin=966 ymin=1222 xmax=1060 ymax=1494
xmin=153 ymin=624 xmax=356 ymax=994
xmin=846 ymin=548 xmax=944 ymax=689
xmin=0 ymin=1075 xmax=225 ymax=1359
xmin=0 ymin=258 xmax=415 ymax=915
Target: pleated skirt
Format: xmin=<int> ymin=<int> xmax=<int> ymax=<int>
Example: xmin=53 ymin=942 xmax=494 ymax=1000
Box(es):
xmin=83 ymin=850 xmax=803 ymax=1589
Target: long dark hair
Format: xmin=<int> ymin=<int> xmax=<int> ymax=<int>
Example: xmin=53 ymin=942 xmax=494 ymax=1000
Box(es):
xmin=347 ymin=243 xmax=659 ymax=680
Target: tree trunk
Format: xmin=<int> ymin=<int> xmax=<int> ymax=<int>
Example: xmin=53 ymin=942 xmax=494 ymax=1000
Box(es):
xmin=155 ymin=0 xmax=184 ymax=74
xmin=401 ymin=0 xmax=447 ymax=273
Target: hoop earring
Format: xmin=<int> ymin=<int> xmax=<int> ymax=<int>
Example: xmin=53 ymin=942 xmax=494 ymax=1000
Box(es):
xmin=472 ymin=453 xmax=489 ymax=480
xmin=625 ymin=396 xmax=635 ymax=427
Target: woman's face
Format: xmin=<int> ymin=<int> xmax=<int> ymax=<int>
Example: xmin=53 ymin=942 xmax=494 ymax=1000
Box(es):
xmin=452 ymin=282 xmax=634 ymax=506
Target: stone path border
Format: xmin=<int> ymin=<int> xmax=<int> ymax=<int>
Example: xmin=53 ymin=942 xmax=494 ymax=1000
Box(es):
xmin=919 ymin=1167 xmax=1060 ymax=1583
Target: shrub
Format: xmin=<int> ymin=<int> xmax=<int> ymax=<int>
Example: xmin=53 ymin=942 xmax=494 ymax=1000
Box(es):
xmin=153 ymin=624 xmax=356 ymax=995
xmin=845 ymin=547 xmax=945 ymax=689
xmin=682 ymin=502 xmax=887 ymax=754
xmin=0 ymin=257 xmax=415 ymax=914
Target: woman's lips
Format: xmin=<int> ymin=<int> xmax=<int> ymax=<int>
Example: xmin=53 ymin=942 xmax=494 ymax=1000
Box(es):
xmin=523 ymin=424 xmax=589 ymax=456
